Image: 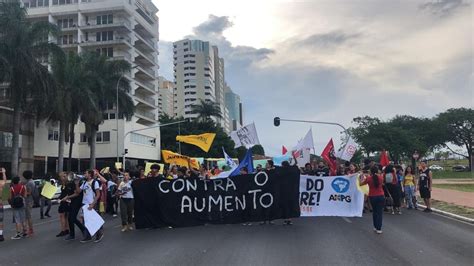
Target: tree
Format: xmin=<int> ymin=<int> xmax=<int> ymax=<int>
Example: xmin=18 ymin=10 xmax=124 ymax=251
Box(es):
xmin=159 ymin=114 xmax=236 ymax=158
xmin=80 ymin=53 xmax=135 ymax=169
xmin=190 ymin=99 xmax=222 ymax=122
xmin=251 ymin=144 xmax=265 ymax=156
xmin=0 ymin=1 xmax=59 ymax=176
xmin=436 ymin=108 xmax=474 ymax=171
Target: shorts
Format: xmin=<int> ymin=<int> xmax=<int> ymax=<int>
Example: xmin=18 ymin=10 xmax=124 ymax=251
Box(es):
xmin=420 ymin=187 xmax=431 ymax=199
xmin=0 ymin=203 xmax=4 ymax=223
xmin=12 ymin=207 xmax=26 ymax=224
xmin=58 ymin=202 xmax=70 ymax=214
xmin=24 ymin=201 xmax=33 ymax=220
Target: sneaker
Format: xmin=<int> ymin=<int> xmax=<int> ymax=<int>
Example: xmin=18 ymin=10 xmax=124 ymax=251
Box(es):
xmin=286 ymin=220 xmax=293 ymax=225
xmin=0 ymin=235 xmax=4 ymax=242
xmin=260 ymin=221 xmax=266 ymax=225
xmin=56 ymin=231 xmax=68 ymax=237
xmin=45 ymin=214 xmax=51 ymax=218
xmin=397 ymin=211 xmax=402 ymax=215
xmin=64 ymin=235 xmax=75 ymax=241
xmin=121 ymin=226 xmax=128 ymax=232
xmin=268 ymin=221 xmax=275 ymax=225
xmin=80 ymin=236 xmax=93 ymax=243
xmin=11 ymin=234 xmax=22 ymax=240
xmin=94 ymin=232 xmax=104 ymax=243
xmin=128 ymin=225 xmax=134 ymax=231
xmin=375 ymin=230 xmax=383 ymax=234
xmin=391 ymin=211 xmax=395 ymax=215
xmin=112 ymin=214 xmax=118 ymax=218
xmin=22 ymin=232 xmax=29 ymax=238
xmin=427 ymin=208 xmax=433 ymax=213
xmin=423 ymin=208 xmax=429 ymax=212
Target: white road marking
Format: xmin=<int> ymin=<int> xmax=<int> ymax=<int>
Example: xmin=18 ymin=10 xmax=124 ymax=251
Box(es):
xmin=342 ymin=217 xmax=352 ymax=223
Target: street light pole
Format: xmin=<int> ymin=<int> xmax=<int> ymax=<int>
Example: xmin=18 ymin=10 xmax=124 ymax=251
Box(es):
xmin=274 ymin=118 xmax=349 ymax=142
xmin=115 ymin=75 xmax=123 ymax=164
xmin=122 ymin=120 xmax=186 ymax=170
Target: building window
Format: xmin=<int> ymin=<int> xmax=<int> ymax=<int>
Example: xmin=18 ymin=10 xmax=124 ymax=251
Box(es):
xmin=80 ymin=133 xmax=87 ymax=143
xmin=96 ymin=31 xmax=113 ymax=42
xmin=97 ymin=14 xmax=113 ymax=25
xmin=130 ymin=133 xmax=156 ymax=146
xmin=95 ymin=131 xmax=110 ymax=143
xmin=96 ymin=47 xmax=113 ymax=57
xmin=0 ymin=131 xmax=13 ymax=148
xmin=48 ymin=129 xmax=59 ymax=141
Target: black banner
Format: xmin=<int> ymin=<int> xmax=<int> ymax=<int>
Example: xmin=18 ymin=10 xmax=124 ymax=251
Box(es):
xmin=132 ymin=166 xmax=301 ymax=228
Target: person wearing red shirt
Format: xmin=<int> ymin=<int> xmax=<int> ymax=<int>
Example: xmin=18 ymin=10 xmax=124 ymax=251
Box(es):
xmin=360 ymin=166 xmax=385 ymax=234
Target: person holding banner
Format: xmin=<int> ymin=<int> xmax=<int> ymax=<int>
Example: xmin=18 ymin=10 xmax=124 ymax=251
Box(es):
xmin=360 ymin=166 xmax=385 ymax=234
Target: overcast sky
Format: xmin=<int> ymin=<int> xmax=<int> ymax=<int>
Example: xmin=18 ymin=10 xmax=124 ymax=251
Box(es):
xmin=154 ymin=0 xmax=473 ymax=156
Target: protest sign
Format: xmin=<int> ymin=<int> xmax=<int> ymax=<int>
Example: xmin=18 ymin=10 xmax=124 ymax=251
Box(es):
xmin=230 ymin=122 xmax=260 ymax=148
xmin=176 ymin=133 xmax=216 ymax=152
xmin=132 ymin=166 xmax=301 ymax=228
xmin=145 ymin=162 xmax=164 ymax=176
xmin=41 ymin=182 xmax=57 ymax=200
xmin=299 ymin=175 xmax=364 ymax=217
xmin=82 ymin=205 xmax=105 ymax=236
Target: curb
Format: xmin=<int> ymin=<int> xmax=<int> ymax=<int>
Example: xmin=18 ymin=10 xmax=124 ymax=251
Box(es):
xmin=418 ymin=204 xmax=474 ymax=224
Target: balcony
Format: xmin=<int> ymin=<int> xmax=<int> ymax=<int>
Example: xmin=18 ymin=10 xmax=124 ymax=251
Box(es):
xmin=134 ymin=49 xmax=156 ymax=66
xmin=135 ymin=79 xmax=156 ymax=94
xmin=134 ymin=93 xmax=156 ymax=107
xmin=134 ymin=32 xmax=155 ymax=52
xmin=80 ymin=20 xmax=132 ymax=31
xmin=79 ymin=36 xmax=132 ymax=48
xmin=135 ymin=109 xmax=155 ymax=121
xmin=135 ymin=65 xmax=155 ymax=80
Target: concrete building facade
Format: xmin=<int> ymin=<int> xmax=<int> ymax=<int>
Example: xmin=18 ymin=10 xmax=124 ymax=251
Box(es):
xmin=23 ymin=0 xmax=161 ymax=173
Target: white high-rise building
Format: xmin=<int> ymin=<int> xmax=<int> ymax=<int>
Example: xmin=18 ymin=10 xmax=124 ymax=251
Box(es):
xmin=158 ymin=76 xmax=174 ymax=118
xmin=173 ymin=39 xmax=231 ymax=133
xmin=25 ymin=0 xmax=161 ymax=172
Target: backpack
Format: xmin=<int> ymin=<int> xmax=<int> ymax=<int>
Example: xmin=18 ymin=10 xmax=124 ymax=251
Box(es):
xmin=10 ymin=186 xmax=25 ymax=209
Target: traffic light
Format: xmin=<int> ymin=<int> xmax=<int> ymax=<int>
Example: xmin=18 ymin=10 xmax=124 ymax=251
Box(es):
xmin=274 ymin=117 xmax=280 ymax=127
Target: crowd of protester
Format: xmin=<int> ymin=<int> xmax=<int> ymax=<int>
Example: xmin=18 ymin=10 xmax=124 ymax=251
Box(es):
xmin=0 ymin=157 xmax=433 ymax=241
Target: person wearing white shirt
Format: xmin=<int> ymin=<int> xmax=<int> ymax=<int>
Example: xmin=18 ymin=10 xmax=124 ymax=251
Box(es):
xmin=118 ymin=172 xmax=134 ymax=232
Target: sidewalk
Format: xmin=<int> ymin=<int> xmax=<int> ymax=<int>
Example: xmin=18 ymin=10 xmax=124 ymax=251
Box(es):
xmin=432 ymin=187 xmax=474 ymax=208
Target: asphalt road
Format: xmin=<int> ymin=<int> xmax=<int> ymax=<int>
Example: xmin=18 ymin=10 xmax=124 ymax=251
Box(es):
xmin=0 ymin=206 xmax=473 ymax=266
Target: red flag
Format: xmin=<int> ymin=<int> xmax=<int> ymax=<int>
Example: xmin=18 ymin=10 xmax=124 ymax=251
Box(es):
xmin=282 ymin=145 xmax=288 ymax=155
xmin=380 ymin=150 xmax=390 ymax=167
xmin=321 ymin=138 xmax=337 ymax=176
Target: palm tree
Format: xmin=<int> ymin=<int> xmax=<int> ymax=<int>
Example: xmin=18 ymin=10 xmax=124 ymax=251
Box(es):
xmin=80 ymin=53 xmax=135 ymax=169
xmin=48 ymin=52 xmax=91 ymax=172
xmin=0 ymin=0 xmax=59 ymax=176
xmin=191 ymin=99 xmax=222 ymax=122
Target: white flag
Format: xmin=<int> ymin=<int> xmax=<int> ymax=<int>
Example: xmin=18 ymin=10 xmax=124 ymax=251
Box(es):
xmin=337 ymin=137 xmax=358 ymax=161
xmin=230 ymin=122 xmax=260 ymax=148
xmin=293 ymin=128 xmax=314 ymax=151
xmin=222 ymin=147 xmax=238 ymax=169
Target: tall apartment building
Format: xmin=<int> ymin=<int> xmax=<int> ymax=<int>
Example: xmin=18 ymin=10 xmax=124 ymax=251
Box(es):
xmin=225 ymin=85 xmax=243 ymax=131
xmin=158 ymin=76 xmax=174 ymax=117
xmin=24 ymin=0 xmax=161 ymax=173
xmin=173 ymin=39 xmax=231 ymax=133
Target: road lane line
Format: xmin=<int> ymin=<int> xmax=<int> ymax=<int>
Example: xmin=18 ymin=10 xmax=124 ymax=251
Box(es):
xmin=342 ymin=217 xmax=352 ymax=223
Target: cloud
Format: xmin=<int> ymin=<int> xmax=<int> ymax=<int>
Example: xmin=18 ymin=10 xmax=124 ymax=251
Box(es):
xmin=193 ymin=14 xmax=234 ymax=37
xmin=419 ymin=0 xmax=470 ymax=16
xmin=158 ymin=3 xmax=472 ymax=156
xmin=297 ymin=30 xmax=362 ymax=48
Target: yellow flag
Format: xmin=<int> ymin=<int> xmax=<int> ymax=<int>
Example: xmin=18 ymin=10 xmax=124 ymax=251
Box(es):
xmin=162 ymin=150 xmax=200 ymax=169
xmin=41 ymin=182 xmax=57 ymax=200
xmin=176 ymin=133 xmax=216 ymax=152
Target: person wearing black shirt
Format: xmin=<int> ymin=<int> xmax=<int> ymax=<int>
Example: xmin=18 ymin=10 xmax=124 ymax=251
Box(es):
xmin=418 ymin=161 xmax=433 ymax=212
xmin=56 ymin=172 xmax=74 ymax=237
xmin=61 ymin=174 xmax=86 ymax=241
